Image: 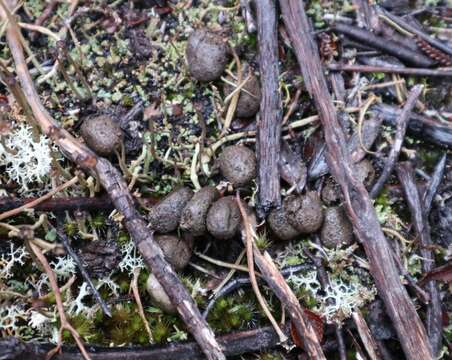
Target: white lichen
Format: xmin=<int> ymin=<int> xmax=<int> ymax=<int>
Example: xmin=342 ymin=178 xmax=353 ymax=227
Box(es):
xmin=50 ymin=256 xmax=76 ymax=280
xmin=96 ymin=274 xmax=120 ymax=296
xmin=118 ymin=241 xmax=144 ymax=275
xmin=67 ymin=282 xmax=92 ymax=316
xmin=0 ymin=123 xmax=53 ymax=192
xmin=0 ymin=243 xmax=28 ymax=279
xmin=0 ymin=304 xmax=27 ymax=333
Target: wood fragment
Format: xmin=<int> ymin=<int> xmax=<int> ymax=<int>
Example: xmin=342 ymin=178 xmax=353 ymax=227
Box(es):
xmin=0 ymin=2 xmax=225 ymax=358
xmin=279 ymin=1 xmax=433 ymax=359
xmin=396 ymin=162 xmax=443 ymax=355
xmin=255 ymin=0 xmax=282 ymax=217
xmin=370 ymin=85 xmax=423 ymax=199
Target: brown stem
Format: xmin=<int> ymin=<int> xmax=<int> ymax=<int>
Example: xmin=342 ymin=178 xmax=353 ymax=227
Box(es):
xmin=278 ymin=1 xmax=433 ymax=359
xmin=255 ymin=0 xmax=282 ymax=217
xmin=396 ymin=162 xmax=443 ymax=355
xmin=0 ymin=2 xmax=224 ymax=359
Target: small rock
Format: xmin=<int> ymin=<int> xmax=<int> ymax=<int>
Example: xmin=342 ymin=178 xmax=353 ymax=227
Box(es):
xmin=146 ymin=274 xmax=176 ymax=314
xmin=267 ymin=207 xmax=301 ymax=241
xmin=224 ymin=73 xmax=261 ymax=118
xmin=206 ymin=196 xmax=241 ymax=239
xmin=321 ymin=179 xmax=341 ymax=205
xmin=283 ymin=192 xmax=323 ymax=233
xmin=320 ymin=206 xmax=353 ymax=248
xmin=147 ymin=187 xmax=193 ymax=233
xmin=180 ymin=186 xmax=220 ymax=236
xmin=218 ymin=145 xmax=257 ymax=187
xmin=355 ymin=159 xmax=375 ymax=187
xmin=155 ymin=234 xmax=192 ymax=271
xmin=186 ymin=29 xmax=229 ymax=82
xmin=80 ymin=115 xmax=123 ymax=156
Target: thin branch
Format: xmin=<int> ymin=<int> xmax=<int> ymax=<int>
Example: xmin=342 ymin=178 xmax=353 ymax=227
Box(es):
xmin=423 ymin=153 xmax=447 ymax=216
xmin=0 ymin=177 xmax=79 ymax=221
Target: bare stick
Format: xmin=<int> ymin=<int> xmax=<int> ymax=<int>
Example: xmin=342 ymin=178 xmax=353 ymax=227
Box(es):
xmin=0 ymin=176 xmax=78 ymax=221
xmin=236 ymin=193 xmax=287 ymax=343
xmin=279 ymin=1 xmax=433 ymax=359
xmin=328 ymin=63 xmax=452 ymax=77
xmin=396 ymin=162 xmax=443 ymax=355
xmin=255 ymin=0 xmax=282 ymax=217
xmin=29 ymin=241 xmax=91 ymax=360
xmin=0 ymin=2 xmax=224 ymax=358
xmin=370 ymin=85 xmax=423 ymax=199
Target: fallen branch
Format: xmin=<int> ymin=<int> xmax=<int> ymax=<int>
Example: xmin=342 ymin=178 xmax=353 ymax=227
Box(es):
xmin=279 ymin=1 xmax=433 ymax=359
xmin=255 ymin=0 xmax=282 ymax=217
xmin=351 ymin=311 xmax=380 ymax=360
xmin=327 ymin=63 xmax=452 ymax=77
xmin=370 ymin=85 xmax=423 ymax=199
xmin=0 ymin=2 xmax=224 ymax=359
xmin=396 ymin=162 xmax=443 ymax=355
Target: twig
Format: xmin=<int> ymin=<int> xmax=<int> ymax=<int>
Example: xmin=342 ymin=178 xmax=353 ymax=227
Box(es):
xmin=0 ymin=176 xmax=79 ymax=221
xmin=212 ymin=249 xmax=245 ymax=295
xmin=28 ymin=241 xmax=91 ymax=360
xmin=328 ymin=63 xmax=452 ymax=77
xmin=396 ymin=162 xmax=443 ymax=355
xmin=255 ymin=0 xmax=282 ymax=217
xmin=236 ymin=193 xmax=287 ymax=344
xmin=52 ymin=222 xmax=111 ymax=317
xmin=423 ymin=153 xmax=447 ymax=215
xmin=0 ymin=2 xmax=225 ymax=358
xmin=131 ymin=268 xmax=153 ymax=343
xmin=332 ymin=22 xmax=435 ymax=67
xmin=370 ymin=85 xmax=423 ymax=199
xmin=279 ymin=1 xmax=433 ymax=359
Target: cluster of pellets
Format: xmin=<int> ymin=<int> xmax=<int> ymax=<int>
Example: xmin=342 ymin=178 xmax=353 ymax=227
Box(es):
xmin=78 ymin=28 xmax=357 ymax=313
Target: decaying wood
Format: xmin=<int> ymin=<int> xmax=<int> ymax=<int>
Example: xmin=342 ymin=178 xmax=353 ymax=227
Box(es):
xmin=396 ymin=162 xmax=443 ymax=355
xmin=278 ymin=1 xmax=433 ymax=359
xmin=332 ymin=22 xmax=435 ymax=67
xmin=0 ymin=2 xmax=224 ymax=359
xmin=237 ymin=200 xmax=325 ymax=359
xmin=328 ymin=63 xmax=452 ymax=77
xmin=255 ymin=0 xmax=282 ymax=217
xmin=370 ymin=85 xmax=423 ymax=199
